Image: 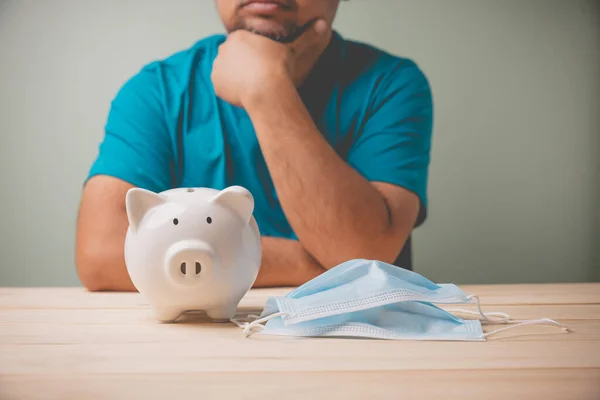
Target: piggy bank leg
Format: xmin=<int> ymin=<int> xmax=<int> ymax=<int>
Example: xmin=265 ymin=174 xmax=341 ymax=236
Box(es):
xmin=206 ymin=304 xmax=238 ymax=323
xmin=154 ymin=307 xmax=183 ymax=323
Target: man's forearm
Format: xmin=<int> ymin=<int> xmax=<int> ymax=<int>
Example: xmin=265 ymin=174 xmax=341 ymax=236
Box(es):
xmin=245 ymin=77 xmax=399 ymax=268
xmin=78 ymin=235 xmax=322 ymax=290
xmin=76 ymin=177 xmax=322 ymax=291
xmin=253 ymin=237 xmax=326 ymax=287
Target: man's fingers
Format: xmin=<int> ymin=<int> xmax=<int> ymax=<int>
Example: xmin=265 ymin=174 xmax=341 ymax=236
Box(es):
xmin=288 ymin=18 xmax=329 ymax=56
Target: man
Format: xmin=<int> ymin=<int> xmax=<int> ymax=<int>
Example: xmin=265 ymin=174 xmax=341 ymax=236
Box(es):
xmin=75 ymin=0 xmax=433 ymax=291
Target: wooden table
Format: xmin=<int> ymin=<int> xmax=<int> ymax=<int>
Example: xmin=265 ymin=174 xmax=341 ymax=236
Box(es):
xmin=1 ymin=283 xmax=599 ymax=399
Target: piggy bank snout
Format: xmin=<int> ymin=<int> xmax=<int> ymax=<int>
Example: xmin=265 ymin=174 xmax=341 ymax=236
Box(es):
xmin=164 ymin=240 xmax=217 ymax=285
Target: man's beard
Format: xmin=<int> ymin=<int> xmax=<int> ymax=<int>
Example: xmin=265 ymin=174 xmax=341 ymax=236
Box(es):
xmin=229 ymin=18 xmax=308 ymax=43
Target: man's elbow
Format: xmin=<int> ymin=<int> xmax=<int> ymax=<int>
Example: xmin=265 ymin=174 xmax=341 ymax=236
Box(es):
xmin=76 ymin=258 xmax=107 ymax=292
xmin=75 ymin=244 xmax=115 ymax=292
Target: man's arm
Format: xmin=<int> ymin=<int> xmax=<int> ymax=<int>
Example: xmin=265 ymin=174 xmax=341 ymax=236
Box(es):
xmin=77 ymin=58 xmax=327 ymax=291
xmin=211 ymin=21 xmax=433 ymax=270
xmin=75 ymin=175 xmax=137 ymax=291
xmin=75 ymin=64 xmax=174 ymax=291
xmin=245 ymin=78 xmax=421 ymax=269
xmin=75 ymin=175 xmax=324 ymax=291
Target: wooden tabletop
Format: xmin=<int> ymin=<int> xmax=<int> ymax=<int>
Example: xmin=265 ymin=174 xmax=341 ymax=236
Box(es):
xmin=1 ymin=283 xmax=599 ymax=399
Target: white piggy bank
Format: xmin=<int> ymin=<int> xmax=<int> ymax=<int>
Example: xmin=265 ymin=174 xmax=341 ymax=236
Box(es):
xmin=124 ymin=185 xmax=262 ymax=323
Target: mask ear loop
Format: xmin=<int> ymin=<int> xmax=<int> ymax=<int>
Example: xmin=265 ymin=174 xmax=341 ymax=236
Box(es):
xmin=481 ymin=318 xmax=569 ymax=339
xmin=445 ymin=294 xmax=570 ymax=339
xmin=230 ymin=314 xmax=261 ymax=329
xmin=231 ymin=312 xmax=289 ymax=337
xmin=445 ymin=294 xmax=511 ymax=324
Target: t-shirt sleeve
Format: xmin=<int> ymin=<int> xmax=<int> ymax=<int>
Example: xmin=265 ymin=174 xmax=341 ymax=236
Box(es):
xmin=346 ymin=59 xmax=433 ymax=224
xmin=86 ymin=64 xmax=174 ymax=193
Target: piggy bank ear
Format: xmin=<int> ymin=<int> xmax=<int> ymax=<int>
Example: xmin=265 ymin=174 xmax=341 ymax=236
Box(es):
xmin=126 ymin=188 xmax=167 ymax=233
xmin=211 ymin=186 xmax=254 ymax=224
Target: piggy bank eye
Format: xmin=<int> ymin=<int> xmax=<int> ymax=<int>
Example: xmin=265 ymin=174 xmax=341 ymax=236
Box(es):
xmin=206 ymin=217 xmax=212 ymax=224
xmin=173 ymin=218 xmax=179 ymax=225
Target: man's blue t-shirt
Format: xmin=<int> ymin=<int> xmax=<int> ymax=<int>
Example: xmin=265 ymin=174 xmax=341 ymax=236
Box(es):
xmin=87 ymin=31 xmax=433 ymax=242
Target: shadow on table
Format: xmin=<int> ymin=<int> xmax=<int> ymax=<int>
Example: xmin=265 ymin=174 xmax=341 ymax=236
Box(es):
xmin=169 ymin=306 xmax=265 ymax=325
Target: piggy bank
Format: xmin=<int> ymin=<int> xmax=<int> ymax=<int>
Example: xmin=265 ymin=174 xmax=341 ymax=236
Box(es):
xmin=124 ymin=185 xmax=262 ymax=323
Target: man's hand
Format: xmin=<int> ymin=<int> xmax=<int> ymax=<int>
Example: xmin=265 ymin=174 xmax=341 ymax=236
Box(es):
xmin=211 ymin=19 xmax=330 ymax=107
xmin=254 ymin=236 xmax=326 ymax=287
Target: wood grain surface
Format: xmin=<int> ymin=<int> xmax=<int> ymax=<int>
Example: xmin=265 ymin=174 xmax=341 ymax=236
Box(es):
xmin=0 ymin=283 xmax=599 ymax=399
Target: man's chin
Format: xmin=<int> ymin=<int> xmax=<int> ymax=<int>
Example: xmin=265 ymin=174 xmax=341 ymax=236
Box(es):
xmin=245 ymin=29 xmax=289 ymax=43
xmin=231 ymin=18 xmax=298 ymax=43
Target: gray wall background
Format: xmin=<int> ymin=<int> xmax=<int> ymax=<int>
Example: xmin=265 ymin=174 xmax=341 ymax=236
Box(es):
xmin=0 ymin=0 xmax=598 ymax=287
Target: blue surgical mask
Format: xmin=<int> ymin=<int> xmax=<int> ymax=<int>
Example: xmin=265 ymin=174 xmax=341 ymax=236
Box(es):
xmin=232 ymin=259 xmax=568 ymax=341
xmin=261 ymin=259 xmax=475 ymax=325
xmin=253 ymin=301 xmax=486 ymax=341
